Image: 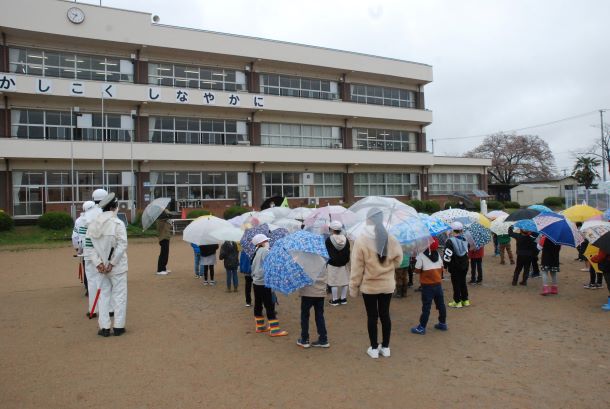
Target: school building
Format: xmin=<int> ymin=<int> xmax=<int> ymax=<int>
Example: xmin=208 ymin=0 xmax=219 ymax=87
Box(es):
xmin=0 ymin=0 xmax=490 ymax=220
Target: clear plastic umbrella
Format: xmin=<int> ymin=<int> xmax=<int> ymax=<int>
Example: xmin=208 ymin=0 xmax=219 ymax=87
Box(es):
xmin=490 ymin=214 xmax=514 ymax=235
xmin=182 ymin=215 xmax=236 ymax=245
xmin=287 ymin=207 xmax=314 ymax=221
xmin=141 ymin=197 xmax=171 ymax=231
xmin=349 ymin=196 xmax=417 ymax=217
xmin=209 ymin=227 xmax=244 ymax=243
xmin=270 ymin=218 xmax=303 ymax=233
xmin=303 ymin=205 xmax=359 ymax=234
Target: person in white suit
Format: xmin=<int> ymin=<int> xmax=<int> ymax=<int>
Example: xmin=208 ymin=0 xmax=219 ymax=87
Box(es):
xmin=85 ymin=193 xmax=128 ymax=337
xmin=72 ymin=200 xmax=95 ymax=305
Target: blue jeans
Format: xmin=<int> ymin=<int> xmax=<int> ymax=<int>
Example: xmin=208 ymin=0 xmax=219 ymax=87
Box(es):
xmin=300 ymin=296 xmax=327 ymax=343
xmin=226 ymin=269 xmax=238 ymax=289
xmin=194 ymin=254 xmax=201 ymax=276
xmin=419 ymin=284 xmax=446 ymax=328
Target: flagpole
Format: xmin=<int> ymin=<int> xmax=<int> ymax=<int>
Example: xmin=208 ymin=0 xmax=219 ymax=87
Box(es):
xmin=101 ymin=91 xmax=105 ymax=190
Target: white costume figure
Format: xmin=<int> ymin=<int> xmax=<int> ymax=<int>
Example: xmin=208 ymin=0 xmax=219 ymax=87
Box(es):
xmin=85 ymin=193 xmax=128 ymax=337
xmin=81 ymin=189 xmax=106 ymax=318
xmin=72 ymin=201 xmax=96 ymax=308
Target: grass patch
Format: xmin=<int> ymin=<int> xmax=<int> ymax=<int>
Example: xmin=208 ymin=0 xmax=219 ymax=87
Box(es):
xmin=0 ymin=224 xmax=158 ymax=248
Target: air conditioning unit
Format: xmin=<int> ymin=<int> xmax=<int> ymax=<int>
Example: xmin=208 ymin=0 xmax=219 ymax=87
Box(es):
xmin=118 ymin=200 xmax=130 ymax=211
xmin=240 ymin=191 xmax=252 ymax=207
xmin=308 ymin=197 xmax=319 ymax=206
xmin=411 ymin=189 xmax=421 ymax=200
xmin=332 ymin=142 xmax=343 ymax=149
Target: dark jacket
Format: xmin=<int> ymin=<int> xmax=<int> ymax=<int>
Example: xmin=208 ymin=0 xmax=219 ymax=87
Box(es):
xmin=199 ymin=244 xmax=219 ymax=257
xmin=219 ymin=241 xmax=239 ymax=270
xmin=539 ymin=236 xmax=561 ymax=268
xmin=442 ymin=235 xmax=469 ymax=271
xmin=325 ymin=236 xmax=350 ymax=267
xmin=508 ymin=226 xmax=538 ymax=257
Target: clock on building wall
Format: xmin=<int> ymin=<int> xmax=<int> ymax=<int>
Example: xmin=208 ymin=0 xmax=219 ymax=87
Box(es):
xmin=67 ymin=7 xmax=85 ymax=24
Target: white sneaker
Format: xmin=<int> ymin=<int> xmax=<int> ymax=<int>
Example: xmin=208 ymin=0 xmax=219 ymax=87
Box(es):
xmin=366 ymin=346 xmax=379 ymax=359
xmin=378 ymin=344 xmax=391 ymax=357
xmin=166 ymin=270 xmax=172 ymax=273
xmin=156 ymin=271 xmax=168 ymax=275
xmin=202 ymin=280 xmax=209 ymax=285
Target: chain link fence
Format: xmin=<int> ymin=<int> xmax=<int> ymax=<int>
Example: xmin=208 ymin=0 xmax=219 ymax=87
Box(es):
xmin=564 ymin=188 xmax=610 ymax=210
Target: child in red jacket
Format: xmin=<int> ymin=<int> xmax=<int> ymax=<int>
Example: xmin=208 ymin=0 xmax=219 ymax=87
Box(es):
xmin=468 ymin=246 xmax=484 ymax=285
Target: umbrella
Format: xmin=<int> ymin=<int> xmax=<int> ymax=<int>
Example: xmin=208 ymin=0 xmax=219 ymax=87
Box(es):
xmin=270 ymin=218 xmax=303 ymax=233
xmin=490 ymin=214 xmax=513 ymax=235
xmin=263 ymin=230 xmax=330 ymax=294
xmin=471 ymin=212 xmax=491 ymax=229
xmin=240 ymin=223 xmax=271 ymax=258
xmin=287 ymin=207 xmax=314 ymax=220
xmin=486 ymin=210 xmax=508 ymax=220
xmin=562 ymin=204 xmax=602 ymax=223
xmin=261 ymin=196 xmax=284 ymax=210
xmin=141 ymin=197 xmax=171 ymax=230
xmin=505 ymin=208 xmax=540 ymax=222
xmin=464 ymin=222 xmax=492 ymax=249
xmin=304 ymin=205 xmax=359 ymax=234
xmin=532 ymin=211 xmax=583 ymax=248
xmin=418 ymin=214 xmax=451 ymax=237
xmin=182 ymin=215 xmax=236 ymax=245
xmin=528 ymin=204 xmax=552 ymax=213
xmin=389 ymin=217 xmax=433 ymax=255
xmin=349 ymin=196 xmax=417 ymax=216
xmin=580 ymin=220 xmax=610 ymax=253
xmin=431 ymin=208 xmax=476 ymax=225
xmin=346 ymin=207 xmax=420 ymax=240
xmin=228 ymin=211 xmax=258 ymax=228
xmin=513 ymin=219 xmax=538 ymax=233
xmin=268 ymin=227 xmax=289 ymax=247
xmin=603 ymin=209 xmax=610 ymax=221
xmin=209 ymin=227 xmax=244 ymax=243
xmin=259 ymin=207 xmax=292 ymax=222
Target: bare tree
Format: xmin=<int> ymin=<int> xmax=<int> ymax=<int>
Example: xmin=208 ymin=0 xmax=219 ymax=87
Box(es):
xmin=465 ymin=133 xmax=556 ymax=185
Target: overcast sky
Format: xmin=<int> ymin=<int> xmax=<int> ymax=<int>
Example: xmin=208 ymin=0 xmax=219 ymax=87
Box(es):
xmin=81 ymin=0 xmax=610 ymax=175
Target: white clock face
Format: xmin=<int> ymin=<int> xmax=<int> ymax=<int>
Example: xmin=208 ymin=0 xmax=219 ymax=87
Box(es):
xmin=67 ymin=7 xmax=85 ymax=24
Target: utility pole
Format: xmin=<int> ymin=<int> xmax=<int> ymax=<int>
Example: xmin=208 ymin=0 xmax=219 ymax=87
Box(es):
xmin=431 ymin=138 xmax=435 ymax=154
xmin=601 ymin=110 xmax=607 ymax=182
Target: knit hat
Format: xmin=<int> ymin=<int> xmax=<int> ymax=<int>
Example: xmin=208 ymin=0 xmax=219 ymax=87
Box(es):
xmin=429 ymin=237 xmax=439 ymax=251
xmin=252 ymin=233 xmax=270 ymax=246
xmin=329 ymin=221 xmax=343 ymax=231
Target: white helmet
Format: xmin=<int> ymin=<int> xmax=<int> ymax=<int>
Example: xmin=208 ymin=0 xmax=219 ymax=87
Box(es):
xmin=82 ymin=201 xmax=95 ymax=212
xmin=251 ymin=233 xmax=270 ymax=246
xmin=329 ymin=221 xmax=343 ymax=231
xmin=92 ymin=188 xmax=108 ymax=202
xmin=450 ymin=221 xmax=464 ymax=231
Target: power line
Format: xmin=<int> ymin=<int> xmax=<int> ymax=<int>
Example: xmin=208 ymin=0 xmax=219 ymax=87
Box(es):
xmin=432 ymin=110 xmax=599 ymax=142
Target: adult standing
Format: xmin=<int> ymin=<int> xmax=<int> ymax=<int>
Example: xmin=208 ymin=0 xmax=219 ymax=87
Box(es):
xmin=349 ymin=208 xmax=402 ymax=359
xmin=81 ymin=189 xmax=106 ymax=318
xmin=326 ymin=221 xmax=350 ymax=306
xmin=85 ymin=193 xmax=128 ymax=337
xmin=72 ymin=200 xmax=95 ymax=304
xmin=156 ymin=210 xmax=171 ymax=275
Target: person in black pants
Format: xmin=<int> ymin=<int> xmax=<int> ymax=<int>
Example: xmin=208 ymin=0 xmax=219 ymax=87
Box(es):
xmin=239 ymin=250 xmax=253 ymax=306
xmin=443 ymin=222 xmax=470 ymax=307
xmin=156 ymin=212 xmax=171 ymax=275
xmin=508 ymin=225 xmax=538 ymax=286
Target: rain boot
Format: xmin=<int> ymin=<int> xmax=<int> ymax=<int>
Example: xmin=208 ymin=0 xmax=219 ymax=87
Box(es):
xmin=268 ymin=319 xmax=288 ymax=337
xmin=550 ymin=285 xmax=558 ymax=295
xmin=540 ymin=285 xmax=550 ymax=296
xmin=602 ymin=296 xmax=610 ymax=311
xmin=255 ymin=316 xmax=268 ymax=333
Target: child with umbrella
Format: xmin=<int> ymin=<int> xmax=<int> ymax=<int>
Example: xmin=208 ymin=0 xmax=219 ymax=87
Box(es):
xmin=538 ymin=236 xmax=561 ymax=296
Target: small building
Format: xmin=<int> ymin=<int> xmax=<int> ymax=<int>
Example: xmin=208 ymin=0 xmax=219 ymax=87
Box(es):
xmin=510 ymin=184 xmax=559 ymax=206
xmin=518 ymin=176 xmax=577 ymax=197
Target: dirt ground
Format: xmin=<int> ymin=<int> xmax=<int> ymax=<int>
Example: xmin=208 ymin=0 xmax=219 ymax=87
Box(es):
xmin=0 ymin=238 xmax=608 ymax=409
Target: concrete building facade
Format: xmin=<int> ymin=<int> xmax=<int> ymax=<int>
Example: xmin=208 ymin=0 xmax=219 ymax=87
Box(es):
xmin=0 ymin=0 xmax=490 ymax=219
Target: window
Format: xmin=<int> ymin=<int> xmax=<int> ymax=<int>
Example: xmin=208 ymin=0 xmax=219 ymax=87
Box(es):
xmin=353 ymin=128 xmax=417 ymax=152
xmin=263 ymin=172 xmax=343 ymax=199
xmin=350 ymin=84 xmax=416 ymax=108
xmin=148 ymin=62 xmax=245 ymax=91
xmin=149 ymin=171 xmax=245 ymax=208
xmin=354 ymin=173 xmax=418 ymax=197
xmin=11 ymin=170 xmax=131 ymax=216
xmin=429 ymin=173 xmax=480 ymax=195
xmin=261 ymin=123 xmax=341 ymax=149
xmin=148 ymin=117 xmax=247 ymax=145
xmin=11 ymin=109 xmax=133 ymax=142
xmin=260 ymin=73 xmax=338 ymax=100
xmin=9 ymin=47 xmax=133 ymax=82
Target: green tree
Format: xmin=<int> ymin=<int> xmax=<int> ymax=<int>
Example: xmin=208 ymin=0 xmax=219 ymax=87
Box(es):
xmin=572 ymin=156 xmax=600 ymax=189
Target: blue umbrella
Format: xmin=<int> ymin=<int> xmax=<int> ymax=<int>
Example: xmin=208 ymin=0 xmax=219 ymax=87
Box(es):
xmin=529 ymin=204 xmax=552 ymax=213
xmin=240 ymin=223 xmax=270 ymax=258
xmin=603 ymin=209 xmax=610 ymax=221
xmin=464 ymin=222 xmax=492 ymax=249
xmin=532 ymin=211 xmax=583 ymax=248
xmin=418 ymin=214 xmax=451 ymax=237
xmin=263 ymin=231 xmax=329 ymax=294
xmin=514 ymin=219 xmax=538 ymax=233
xmin=389 ymin=217 xmax=433 ymax=255
xmin=268 ymin=227 xmax=289 ymax=247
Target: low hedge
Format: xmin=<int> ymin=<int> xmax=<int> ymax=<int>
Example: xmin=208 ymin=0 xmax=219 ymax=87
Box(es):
xmin=485 ymin=200 xmax=505 ymax=210
xmin=543 ymin=197 xmax=565 ymax=207
xmin=38 ymin=211 xmax=73 ymax=230
xmin=503 ymin=201 xmax=521 ymax=209
xmin=0 ymin=211 xmax=14 ymax=231
xmin=406 ymin=200 xmax=424 ymax=212
xmin=422 ymin=200 xmax=440 ymax=213
xmin=223 ymin=205 xmax=250 ymax=220
xmin=186 ymin=209 xmax=211 ymax=219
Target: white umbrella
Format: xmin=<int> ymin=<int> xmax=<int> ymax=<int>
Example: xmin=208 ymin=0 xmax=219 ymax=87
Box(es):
xmin=209 ymin=227 xmax=244 ymax=243
xmin=490 ymin=214 xmax=513 ymax=235
xmin=486 ymin=210 xmax=509 ymax=220
xmin=259 ymin=207 xmax=291 ymax=222
xmin=182 ymin=215 xmax=236 ymax=245
xmin=270 ymin=218 xmax=303 ymax=233
xmin=142 ymin=197 xmax=171 ymax=230
xmin=304 ymin=205 xmax=360 ymax=234
xmin=287 ymin=207 xmax=314 ymax=220
xmin=349 ymin=196 xmax=417 ymax=217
